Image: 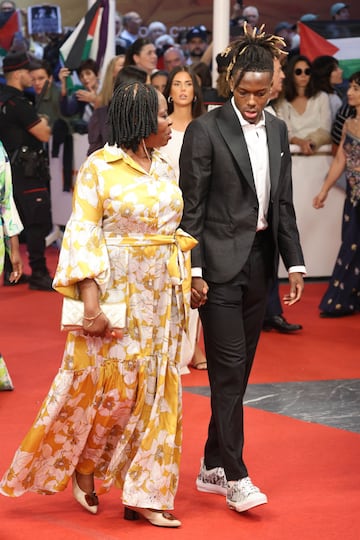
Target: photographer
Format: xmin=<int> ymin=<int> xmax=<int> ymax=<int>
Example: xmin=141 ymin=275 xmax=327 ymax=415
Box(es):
xmin=0 ymin=51 xmax=53 ymax=291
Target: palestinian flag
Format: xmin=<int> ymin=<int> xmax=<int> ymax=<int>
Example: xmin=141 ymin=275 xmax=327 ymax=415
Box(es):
xmin=0 ymin=10 xmax=21 ymax=56
xmin=300 ymin=20 xmax=360 ymax=79
xmin=59 ymin=0 xmax=114 ymax=92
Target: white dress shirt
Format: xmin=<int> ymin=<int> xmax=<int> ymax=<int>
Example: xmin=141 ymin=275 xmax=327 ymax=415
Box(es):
xmin=231 ymin=97 xmax=270 ymax=231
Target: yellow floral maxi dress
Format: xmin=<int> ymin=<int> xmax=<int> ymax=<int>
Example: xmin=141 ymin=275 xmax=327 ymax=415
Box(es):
xmin=0 ymin=144 xmax=196 ymax=510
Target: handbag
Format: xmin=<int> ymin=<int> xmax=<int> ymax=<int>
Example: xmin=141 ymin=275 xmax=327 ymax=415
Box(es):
xmin=61 ymin=297 xmax=126 ymax=331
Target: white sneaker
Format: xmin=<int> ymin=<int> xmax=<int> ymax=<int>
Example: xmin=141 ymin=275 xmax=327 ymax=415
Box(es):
xmin=226 ymin=477 xmax=268 ymax=512
xmin=196 ymin=458 xmax=227 ymax=496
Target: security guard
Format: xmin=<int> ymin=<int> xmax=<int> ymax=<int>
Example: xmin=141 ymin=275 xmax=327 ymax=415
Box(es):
xmin=0 ymin=51 xmax=53 ymax=291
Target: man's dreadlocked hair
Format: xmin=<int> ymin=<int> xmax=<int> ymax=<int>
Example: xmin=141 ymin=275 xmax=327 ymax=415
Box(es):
xmin=220 ymin=22 xmax=286 ymax=88
xmin=107 ymin=82 xmax=158 ymax=152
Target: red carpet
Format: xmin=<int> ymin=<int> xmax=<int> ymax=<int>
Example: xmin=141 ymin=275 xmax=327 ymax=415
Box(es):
xmin=1 ymin=246 xmax=359 ymax=539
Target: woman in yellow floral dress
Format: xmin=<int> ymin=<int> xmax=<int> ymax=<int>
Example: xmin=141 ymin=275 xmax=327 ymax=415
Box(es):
xmin=0 ymin=83 xmax=196 ymax=528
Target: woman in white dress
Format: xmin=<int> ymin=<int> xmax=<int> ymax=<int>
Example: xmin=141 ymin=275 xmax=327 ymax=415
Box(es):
xmin=163 ymin=66 xmax=207 ymax=371
xmin=275 ymin=55 xmax=332 ymax=155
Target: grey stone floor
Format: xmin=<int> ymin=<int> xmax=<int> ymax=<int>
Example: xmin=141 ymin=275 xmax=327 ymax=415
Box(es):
xmin=184 ymin=379 xmax=360 ymax=433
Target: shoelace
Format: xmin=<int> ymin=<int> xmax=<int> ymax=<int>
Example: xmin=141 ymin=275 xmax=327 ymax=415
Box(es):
xmin=238 ymin=477 xmax=259 ymax=495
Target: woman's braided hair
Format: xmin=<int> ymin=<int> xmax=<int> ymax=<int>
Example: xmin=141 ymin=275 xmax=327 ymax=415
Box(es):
xmin=107 ymin=82 xmax=158 ymax=152
xmin=220 ymin=22 xmax=286 ymax=87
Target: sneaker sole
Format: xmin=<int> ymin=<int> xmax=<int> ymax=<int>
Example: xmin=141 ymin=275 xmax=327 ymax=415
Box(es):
xmin=227 ymin=494 xmax=268 ymax=512
xmin=196 ymin=479 xmax=227 ymax=496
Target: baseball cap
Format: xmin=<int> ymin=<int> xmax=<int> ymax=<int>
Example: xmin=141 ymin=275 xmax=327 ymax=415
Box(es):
xmin=300 ymin=13 xmax=318 ymax=22
xmin=274 ymin=21 xmax=292 ymax=34
xmin=3 ymin=51 xmax=37 ymax=73
xmin=186 ymin=25 xmax=207 ymax=42
xmin=330 ymin=3 xmax=349 ymax=17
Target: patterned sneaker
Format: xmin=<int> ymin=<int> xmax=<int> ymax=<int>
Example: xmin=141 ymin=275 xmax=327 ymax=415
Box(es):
xmin=196 ymin=458 xmax=227 ymax=496
xmin=226 ymin=477 xmax=268 ymax=512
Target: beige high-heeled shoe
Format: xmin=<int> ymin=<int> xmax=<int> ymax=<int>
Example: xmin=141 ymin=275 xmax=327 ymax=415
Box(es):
xmin=72 ymin=472 xmax=99 ymax=514
xmin=124 ymin=506 xmax=181 ymax=527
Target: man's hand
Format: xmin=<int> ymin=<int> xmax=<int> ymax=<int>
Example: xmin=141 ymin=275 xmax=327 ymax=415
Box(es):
xmin=283 ymin=272 xmax=304 ymax=306
xmin=191 ymin=277 xmax=209 ymax=308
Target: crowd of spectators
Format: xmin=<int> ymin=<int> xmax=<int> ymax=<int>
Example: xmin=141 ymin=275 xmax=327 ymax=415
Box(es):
xmin=0 ymin=1 xmax=358 ymax=318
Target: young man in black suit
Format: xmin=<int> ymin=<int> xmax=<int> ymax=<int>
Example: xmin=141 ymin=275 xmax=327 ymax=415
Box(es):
xmin=179 ymin=26 xmax=305 ymax=513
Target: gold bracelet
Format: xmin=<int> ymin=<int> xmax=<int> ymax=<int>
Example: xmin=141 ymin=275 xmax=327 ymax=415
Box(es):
xmin=83 ymin=310 xmax=103 ymax=321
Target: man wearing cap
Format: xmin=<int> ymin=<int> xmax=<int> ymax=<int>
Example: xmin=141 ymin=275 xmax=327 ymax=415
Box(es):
xmin=0 ymin=51 xmax=53 ymax=291
xmin=274 ymin=21 xmax=299 ymax=56
xmin=330 ymin=3 xmax=350 ymax=20
xmin=327 ymin=3 xmax=351 ymax=37
xmin=185 ymin=25 xmax=209 ymax=66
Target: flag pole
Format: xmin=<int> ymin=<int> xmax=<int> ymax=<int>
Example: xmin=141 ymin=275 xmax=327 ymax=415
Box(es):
xmin=211 ymin=0 xmax=230 ymax=87
xmin=88 ymin=0 xmax=115 ymax=80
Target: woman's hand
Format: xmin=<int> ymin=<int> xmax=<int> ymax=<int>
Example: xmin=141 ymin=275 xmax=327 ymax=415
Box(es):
xmin=191 ymin=277 xmax=209 ymax=308
xmin=299 ymin=139 xmax=315 ymax=155
xmin=59 ymin=67 xmax=71 ymax=96
xmin=79 ymin=279 xmax=124 ymax=338
xmin=58 ymin=67 xmax=71 ymax=84
xmin=82 ymin=310 xmax=124 ymax=339
xmin=82 ymin=310 xmax=109 ymax=337
xmin=313 ymin=189 xmax=328 ymax=209
xmin=75 ymin=89 xmax=97 ymax=104
xmin=9 ymin=236 xmax=23 ymax=283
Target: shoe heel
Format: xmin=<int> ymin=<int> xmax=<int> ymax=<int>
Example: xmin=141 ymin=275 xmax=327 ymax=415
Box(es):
xmin=124 ymin=507 xmax=139 ymax=520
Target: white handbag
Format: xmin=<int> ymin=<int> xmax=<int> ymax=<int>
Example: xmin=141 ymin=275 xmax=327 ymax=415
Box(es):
xmin=61 ymin=297 xmax=126 ymax=331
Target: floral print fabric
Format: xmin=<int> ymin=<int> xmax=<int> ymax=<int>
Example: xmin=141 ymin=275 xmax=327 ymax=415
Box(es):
xmin=0 ymin=144 xmax=195 ymax=510
xmin=0 ymin=141 xmax=23 ymax=274
xmin=319 ymin=131 xmax=360 ymax=315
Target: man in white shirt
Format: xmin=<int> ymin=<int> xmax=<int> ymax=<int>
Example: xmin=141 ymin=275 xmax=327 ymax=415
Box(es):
xmin=119 ymin=11 xmax=142 ymax=49
xmin=180 ymin=28 xmax=305 ymax=514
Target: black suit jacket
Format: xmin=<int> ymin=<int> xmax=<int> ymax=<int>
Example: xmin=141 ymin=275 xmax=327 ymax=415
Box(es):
xmin=179 ymin=100 xmax=305 ymax=283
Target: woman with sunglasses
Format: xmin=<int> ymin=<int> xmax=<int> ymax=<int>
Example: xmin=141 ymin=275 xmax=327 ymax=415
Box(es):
xmin=275 ymin=55 xmax=332 ymax=155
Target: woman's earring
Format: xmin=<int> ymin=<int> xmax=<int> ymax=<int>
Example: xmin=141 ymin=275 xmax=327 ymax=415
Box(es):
xmin=167 ymin=96 xmax=173 ymax=103
xmin=193 ymin=96 xmax=198 ymax=103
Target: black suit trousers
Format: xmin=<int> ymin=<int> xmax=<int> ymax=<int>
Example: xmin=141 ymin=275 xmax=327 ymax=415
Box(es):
xmin=200 ymin=233 xmax=272 ymax=481
xmin=265 ymin=278 xmax=283 ymax=318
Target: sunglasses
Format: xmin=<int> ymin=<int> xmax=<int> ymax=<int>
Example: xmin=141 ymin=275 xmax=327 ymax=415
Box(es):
xmin=294 ymin=68 xmax=311 ymax=76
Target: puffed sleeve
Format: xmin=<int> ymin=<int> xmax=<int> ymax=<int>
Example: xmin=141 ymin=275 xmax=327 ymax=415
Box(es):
xmin=53 ymin=156 xmax=111 ymax=298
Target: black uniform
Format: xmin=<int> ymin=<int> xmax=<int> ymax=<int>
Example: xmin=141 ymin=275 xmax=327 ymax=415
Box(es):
xmin=0 ymin=84 xmax=52 ymax=285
